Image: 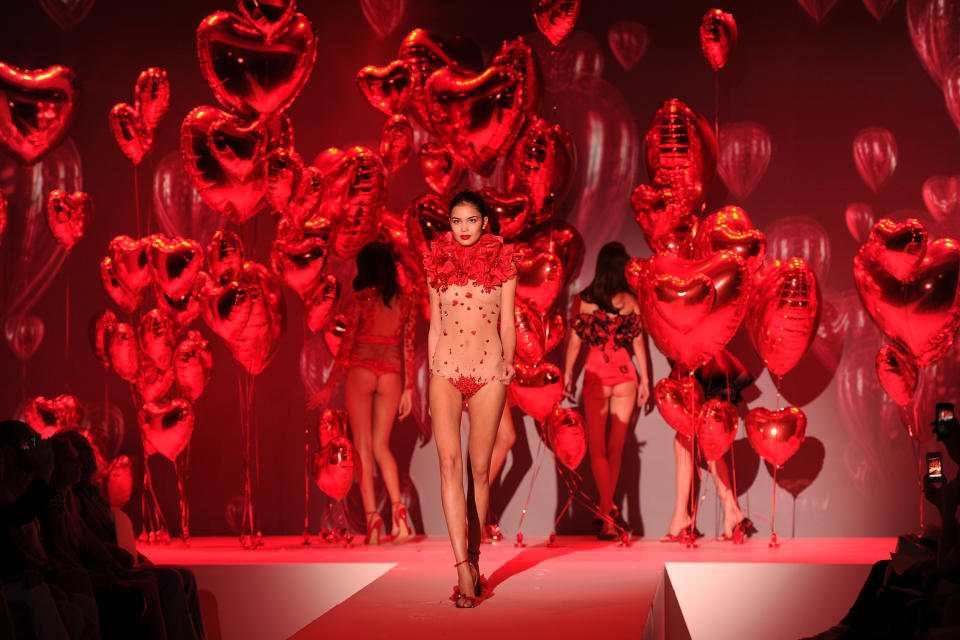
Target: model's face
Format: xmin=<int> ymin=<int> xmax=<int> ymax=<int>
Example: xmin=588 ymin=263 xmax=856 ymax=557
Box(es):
xmin=449 ymin=203 xmax=487 ymax=247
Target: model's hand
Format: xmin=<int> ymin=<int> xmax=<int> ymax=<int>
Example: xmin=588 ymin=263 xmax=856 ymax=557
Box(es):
xmin=562 ymin=374 xmax=577 ymax=402
xmin=398 ymin=389 xmax=413 ymax=419
xmin=500 ymin=361 xmax=516 ymax=385
xmin=637 ymin=379 xmax=651 ymax=408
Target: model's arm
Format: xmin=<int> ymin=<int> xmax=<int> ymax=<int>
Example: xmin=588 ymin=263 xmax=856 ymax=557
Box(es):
xmin=563 ymin=297 xmax=583 ymax=400
xmin=427 ymin=285 xmax=441 ymax=369
xmin=632 ymin=331 xmax=651 ymax=407
xmin=499 ymin=277 xmax=517 ymax=384
xmin=398 ymin=300 xmax=416 ymax=419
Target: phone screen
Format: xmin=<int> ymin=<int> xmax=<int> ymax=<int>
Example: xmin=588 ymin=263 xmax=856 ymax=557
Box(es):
xmin=927 ymin=452 xmax=944 ymax=481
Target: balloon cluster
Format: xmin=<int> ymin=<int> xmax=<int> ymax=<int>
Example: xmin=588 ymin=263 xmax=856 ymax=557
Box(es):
xmin=632 ymin=96 xmax=818 ymax=468
xmin=109 ymin=68 xmax=170 ymax=165
xmin=311 ymin=409 xmax=355 ymax=501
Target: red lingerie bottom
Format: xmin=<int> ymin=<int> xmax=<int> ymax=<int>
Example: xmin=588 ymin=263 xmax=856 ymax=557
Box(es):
xmin=348 ymin=334 xmax=401 ymax=377
xmin=584 ymin=347 xmax=637 ymax=388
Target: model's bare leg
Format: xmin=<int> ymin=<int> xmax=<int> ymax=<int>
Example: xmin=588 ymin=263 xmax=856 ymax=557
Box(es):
xmin=466 ymin=381 xmax=506 ymax=571
xmin=668 ymin=433 xmax=694 ymax=536
xmin=430 ymin=375 xmax=473 ymax=599
xmin=707 ymin=456 xmax=745 ymax=537
xmin=371 ymin=372 xmax=406 ymax=538
xmin=345 ymin=367 xmax=380 ymax=541
xmin=489 ymin=402 xmax=516 ymax=485
xmin=603 ymin=381 xmax=636 ymax=535
xmin=583 ymin=377 xmax=613 ymax=518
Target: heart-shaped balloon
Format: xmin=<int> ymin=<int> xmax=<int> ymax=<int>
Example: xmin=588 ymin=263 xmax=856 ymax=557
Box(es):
xmin=197 ymin=10 xmax=317 ymax=120
xmin=907 ymin=0 xmax=960 ymax=87
xmin=379 ymin=114 xmax=414 ymax=173
xmin=270 ymin=226 xmax=329 ymax=298
xmin=0 ymin=63 xmax=77 ymax=165
xmin=147 ymin=234 xmax=204 ymax=300
xmin=608 ymin=21 xmax=649 ymax=71
xmin=699 ymin=8 xmax=738 ymax=71
xmin=655 ymin=376 xmax=705 ymax=437
xmin=631 ymin=182 xmax=701 ymax=255
xmin=88 ymin=310 xmax=117 ymax=367
xmin=139 ymin=399 xmax=194 ymax=461
xmin=766 ymin=215 xmax=832 ymax=281
xmin=156 ymin=271 xmax=210 ymax=329
xmin=104 ymin=455 xmax=134 ymax=509
xmin=534 ymin=0 xmax=581 ymax=46
xmin=946 ymin=65 xmax=960 ymax=135
xmin=423 ymin=64 xmax=526 ymax=176
xmin=5 ymin=315 xmax=44 ymax=361
xmin=504 ymin=116 xmax=576 ymax=223
xmin=139 ymin=308 xmax=176 ymax=369
xmin=491 ymin=37 xmax=543 ymax=119
xmin=316 ymin=409 xmax=347 ymax=448
xmin=237 ymin=0 xmax=298 ymax=43
xmin=796 ymin=0 xmax=840 ymax=23
xmin=853 ymin=127 xmax=897 ymax=192
xmin=38 ymin=0 xmax=96 ymax=30
xmin=264 ymin=147 xmax=302 ymax=214
xmin=202 ymin=277 xmax=253 ymax=341
xmin=515 ymin=301 xmax=546 ymax=365
xmin=746 ymin=258 xmax=820 ymax=377
xmin=322 ymin=313 xmax=349 ymax=358
xmin=717 ymin=122 xmax=771 ymax=200
xmin=135 ymin=361 xmax=175 ymax=403
xmin=863 ymin=0 xmax=898 ymax=21
xmin=625 ymin=257 xmax=644 ymax=294
xmin=696 ymin=399 xmax=738 ymax=461
xmin=525 ymin=221 xmax=585 ymax=285
xmin=544 ymin=312 xmax=566 ymax=355
xmin=356 ymin=60 xmax=414 ymax=116
xmin=745 ymin=406 xmax=807 ymax=467
xmin=691 ymin=205 xmax=766 ymax=273
xmin=134 ymin=67 xmax=170 ymax=132
xmin=404 ymin=193 xmax=450 ymax=258
xmin=876 ymin=343 xmax=917 ymax=407
xmin=105 ymin=322 xmax=141 ymax=382
xmin=324 ymin=146 xmax=386 ymax=260
xmin=305 ymin=274 xmax=340 ymax=333
xmin=109 ymin=103 xmax=151 ymax=165
xmin=854 ymin=221 xmax=960 ymax=367
xmin=507 ymin=361 xmax=563 ymax=423
xmin=515 ymin=246 xmax=563 ymax=314
xmin=208 ymin=113 xmax=267 ymax=182
xmin=859 ymin=218 xmax=927 ymax=282
xmin=480 ymin=188 xmax=532 ymax=240
xmin=175 ymin=330 xmax=214 ymax=402
xmin=207 ymin=230 xmax=246 ymax=286
xmin=100 ymin=257 xmax=142 ymax=313
xmin=845 ymin=202 xmax=875 ymax=243
xmin=641 ymin=251 xmax=749 ymax=370
xmin=644 ymin=98 xmax=717 ymax=192
xmin=361 ymin=0 xmax=406 ymax=38
xmin=312 ymin=436 xmax=355 ymax=500
xmin=418 ymin=142 xmax=465 ymax=194
xmin=546 ymin=407 xmax=586 ymax=469
xmin=46 ymin=190 xmax=91 ymax=251
xmin=922 ymin=174 xmax=960 ymax=223
xmin=23 ymin=395 xmax=81 ymax=438
xmin=109 ymin=235 xmax=152 ymax=293
xmin=181 ymin=105 xmax=268 ymax=224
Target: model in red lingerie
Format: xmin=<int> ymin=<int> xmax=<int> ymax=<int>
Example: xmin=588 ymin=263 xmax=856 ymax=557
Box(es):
xmin=563 ymin=242 xmax=652 ymax=540
xmin=422 ymin=190 xmax=518 ymax=608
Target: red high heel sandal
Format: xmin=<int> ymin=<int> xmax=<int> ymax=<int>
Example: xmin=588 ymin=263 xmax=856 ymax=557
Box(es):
xmin=451 ymin=559 xmax=477 ymax=608
xmin=364 ymin=511 xmax=383 ymax=545
xmin=391 ymin=501 xmax=411 ymax=545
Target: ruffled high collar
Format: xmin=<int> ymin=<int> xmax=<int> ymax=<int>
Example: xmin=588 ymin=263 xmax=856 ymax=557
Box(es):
xmin=422 ymin=232 xmax=517 ymax=292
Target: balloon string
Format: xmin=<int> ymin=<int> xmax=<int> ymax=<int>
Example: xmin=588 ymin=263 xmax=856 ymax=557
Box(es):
xmin=176 ymin=444 xmax=190 ymax=541
xmin=64 ymin=269 xmax=70 ymax=389
xmin=515 ymin=438 xmax=545 ymax=537
xmin=251 ymin=373 xmax=260 ymax=539
xmin=771 ymin=464 xmax=778 ymax=540
xmin=135 ymin=165 xmax=141 ymax=239
xmin=302 ymin=317 xmax=311 ymax=540
xmin=713 ymin=72 xmax=720 ymax=143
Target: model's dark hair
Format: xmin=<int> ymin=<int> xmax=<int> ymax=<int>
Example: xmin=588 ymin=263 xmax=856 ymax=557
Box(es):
xmin=353 ymin=241 xmax=399 ymax=307
xmin=448 ymin=190 xmax=498 ymax=234
xmin=580 ymin=242 xmax=632 ymax=314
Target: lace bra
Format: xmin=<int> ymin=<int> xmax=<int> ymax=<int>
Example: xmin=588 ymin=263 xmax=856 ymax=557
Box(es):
xmin=421 ymin=232 xmax=517 ymax=292
xmin=572 ymin=309 xmax=643 ymax=350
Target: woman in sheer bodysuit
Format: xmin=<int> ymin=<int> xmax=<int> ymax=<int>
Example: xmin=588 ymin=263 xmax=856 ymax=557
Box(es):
xmin=563 ymin=242 xmax=652 ymax=540
xmin=311 ymin=242 xmax=414 ymax=545
xmin=423 ymin=191 xmax=517 ymax=608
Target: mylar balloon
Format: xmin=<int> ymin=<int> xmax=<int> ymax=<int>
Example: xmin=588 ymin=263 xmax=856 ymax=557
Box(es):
xmin=361 ymin=0 xmax=406 ymax=38
xmin=533 ymin=0 xmax=581 ymax=46
xmin=270 ymin=224 xmax=329 ymax=298
xmin=853 ymin=127 xmax=897 ymax=192
xmin=525 ymin=220 xmax=585 ymax=285
xmin=863 ymin=0 xmax=898 ymax=21
xmin=380 ymin=114 xmax=414 ymax=173
xmin=608 ymin=21 xmax=649 ymax=71
xmin=89 ymin=309 xmax=117 ymax=366
xmin=108 ymin=235 xmax=152 ymax=295
xmin=796 ymin=0 xmax=841 ymax=22
xmin=745 ymin=406 xmax=807 ymax=467
xmin=139 ymin=308 xmax=176 ymax=369
xmin=717 ymin=122 xmax=771 ymax=200
xmin=418 ymin=142 xmax=465 ymax=194
xmin=46 ymin=189 xmax=90 ymax=251
xmin=356 ymin=60 xmax=414 ymax=116
xmin=504 ymin=116 xmax=576 ymax=223
xmin=134 ymin=67 xmax=171 ymax=132
xmin=4 ymin=315 xmax=44 ymax=361
xmin=546 ymin=407 xmax=586 ymax=469
xmin=699 ymin=9 xmax=738 ymax=71
xmin=515 ymin=300 xmax=546 ymax=364
xmin=175 ymin=330 xmax=214 ymax=401
xmin=109 ymin=103 xmax=151 ymax=165
xmin=845 ymin=202 xmax=875 ymax=243
xmin=507 ymin=361 xmax=563 ymax=423
xmin=922 ymin=174 xmax=960 ymax=223
xmin=491 ymin=37 xmax=543 ymax=119
xmin=147 ymin=234 xmax=204 ymax=300
xmin=480 ymin=188 xmax=532 ymax=240
xmin=696 ymin=399 xmax=738 ymax=461
xmin=139 ymin=399 xmax=194 ymax=461
xmin=644 ymin=98 xmax=717 ymax=193
xmin=907 ymin=0 xmax=960 ymax=87
xmin=766 ymin=215 xmax=831 ymax=280
xmin=237 ymin=0 xmax=298 ymax=43
xmin=655 ymin=376 xmax=705 ymax=437
xmin=105 ymin=322 xmax=141 ymax=382
xmin=313 ymin=436 xmax=355 ymax=500
xmin=135 ymin=361 xmax=175 ymax=403
xmin=876 ymin=343 xmax=917 ymax=407
xmin=22 ymin=395 xmax=81 ymax=438
xmin=515 ymin=245 xmax=563 ymax=313
xmin=631 ymin=181 xmax=701 ymax=255
xmin=105 ymin=455 xmax=134 ymax=509
xmin=0 ymin=63 xmax=77 ymax=165
xmin=691 ymin=205 xmax=766 ymax=274
xmin=100 ymin=257 xmax=141 ymax=313
xmin=305 ymin=274 xmax=340 ymax=333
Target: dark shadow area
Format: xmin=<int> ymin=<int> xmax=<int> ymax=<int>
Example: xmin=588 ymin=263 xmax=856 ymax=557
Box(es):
xmin=197 ymin=590 xmax=222 ymax=640
xmin=764 ymin=436 xmax=826 ymax=498
xmin=490 ymin=404 xmax=534 ymax=524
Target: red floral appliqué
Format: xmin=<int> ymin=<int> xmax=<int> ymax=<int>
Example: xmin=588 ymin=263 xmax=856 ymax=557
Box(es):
xmin=422 ymin=232 xmax=517 ymax=293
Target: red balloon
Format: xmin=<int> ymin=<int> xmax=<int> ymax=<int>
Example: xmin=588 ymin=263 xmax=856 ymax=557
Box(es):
xmin=139 ymin=308 xmax=176 ymax=369
xmin=38 ymin=0 xmax=96 ymax=30
xmin=4 ymin=315 xmax=44 ymax=361
xmin=608 ymin=21 xmax=649 ymax=71
xmin=264 ymin=147 xmax=303 ymax=213
xmin=22 ymin=395 xmax=81 ymax=438
xmin=135 ymin=361 xmax=175 ymax=403
xmin=423 ymin=65 xmax=527 ymax=176
xmin=206 ymin=230 xmax=245 ymax=286
xmin=175 ymin=330 xmax=214 ymax=402
xmin=534 ymin=0 xmax=580 ymax=46
xmin=270 ymin=223 xmax=329 ymax=298
xmin=312 ymin=436 xmax=355 ymax=500
xmin=106 ymin=322 xmax=141 ymax=382
xmin=100 ymin=257 xmax=141 ymax=313
xmin=147 ymin=234 xmax=205 ymax=300
xmin=547 ymin=407 xmax=586 ymax=469
xmin=527 ymin=30 xmax=603 ymax=92
xmin=316 ymin=409 xmax=347 ymax=448
xmin=853 ymin=127 xmax=897 ymax=192
xmin=854 ymin=218 xmax=960 ymax=367
xmin=361 ymin=0 xmax=406 ymax=38
xmin=153 ymin=151 xmax=223 ymax=246
xmin=699 ymin=9 xmax=738 ymax=71
xmin=639 ymin=251 xmax=750 ymax=370
xmin=515 ymin=300 xmax=546 ymax=365
xmin=492 ymin=37 xmax=543 ymax=119
xmin=525 ymin=220 xmax=585 ymax=285
xmin=863 ymin=0 xmax=898 ymax=21
xmin=156 ymin=270 xmax=209 ymax=329
xmin=196 ymin=11 xmax=317 ymax=120
xmin=923 ymin=174 xmax=960 ymax=223
xmin=544 ymin=312 xmax=566 ymax=356
xmin=691 ymin=205 xmax=766 ymax=273
xmin=325 ymin=147 xmax=386 ymax=260
xmin=644 ymin=98 xmax=717 ymax=194
xmin=323 ymin=313 xmax=348 ymax=358
xmin=46 ymin=189 xmax=90 ymax=251
xmin=109 ymin=103 xmax=151 ymax=165
xmin=480 ymin=188 xmax=532 ymax=240
xmin=515 ymin=245 xmax=563 ymax=314
xmin=237 ymin=0 xmax=298 ymax=43
xmin=746 ymin=258 xmax=821 ymax=377
xmin=696 ymin=399 xmax=738 ymax=461
xmin=418 ymin=142 xmax=465 ymax=194
xmin=745 ymin=406 xmax=807 ymax=467
xmin=356 ymin=60 xmax=414 ymax=116
xmin=139 ymin=399 xmax=194 ymax=461
xmin=507 ymin=361 xmax=563 ymax=424
xmin=108 ymin=235 xmax=151 ymax=294
xmin=717 ymin=122 xmax=771 ymax=200
xmin=631 ymin=182 xmax=700 ymax=255
xmin=876 ymin=343 xmax=917 ymax=407
xmin=907 ymin=0 xmax=960 ymax=87
xmin=0 ymin=63 xmax=77 ymax=165
xmin=89 ymin=309 xmax=117 ymax=366
xmin=504 ymin=116 xmax=576 ymax=224
xmin=845 ymin=202 xmax=875 ymax=243
xmin=404 ymin=193 xmax=449 ymax=260
xmin=305 ymin=274 xmax=340 ymax=334
xmin=796 ymin=0 xmax=840 ymax=22
xmin=134 ymin=67 xmax=170 ymax=132
xmin=766 ymin=215 xmax=831 ymax=280
xmin=105 ymin=456 xmax=134 ymax=509
xmin=655 ymin=376 xmax=705 ymax=437
xmin=180 ymin=106 xmax=267 ymax=224
xmin=380 ymin=115 xmax=414 ymax=173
